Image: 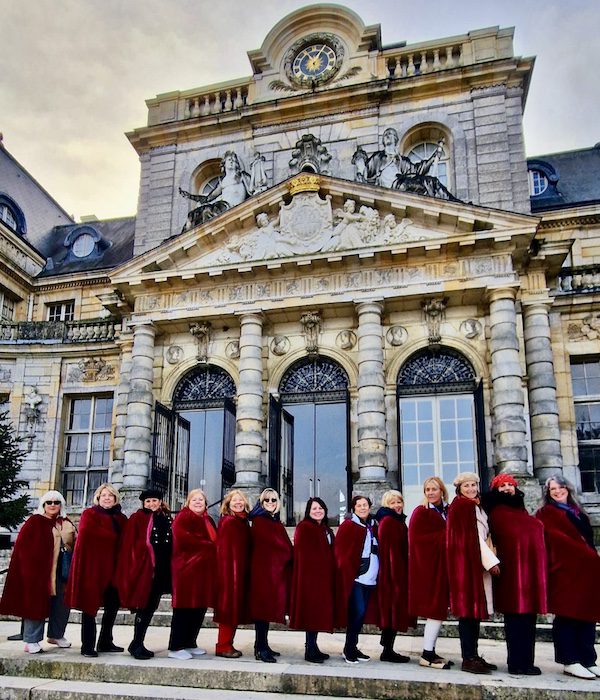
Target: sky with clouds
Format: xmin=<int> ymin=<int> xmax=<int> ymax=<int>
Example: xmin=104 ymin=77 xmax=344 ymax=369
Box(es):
xmin=1 ymin=0 xmax=598 ymax=221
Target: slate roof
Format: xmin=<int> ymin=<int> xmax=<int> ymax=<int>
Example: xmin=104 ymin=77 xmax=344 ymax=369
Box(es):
xmin=37 ymin=216 xmax=136 ymax=277
xmin=528 ymin=143 xmax=600 ymax=212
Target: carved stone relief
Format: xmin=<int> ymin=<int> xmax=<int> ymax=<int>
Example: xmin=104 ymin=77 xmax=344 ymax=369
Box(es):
xmin=166 ymin=345 xmax=184 ymax=364
xmin=190 ymin=321 xmax=212 ymax=362
xmin=568 ymin=315 xmax=600 ymax=341
xmin=336 ymin=330 xmax=357 ymax=350
xmin=271 ymin=335 xmax=290 ymax=356
xmin=300 ymin=311 xmax=321 ymax=355
xmin=386 ymin=326 xmax=408 ymax=346
xmin=225 ymin=341 xmax=240 ymax=359
xmin=0 ymin=366 xmax=11 ymax=383
xmin=68 ymin=358 xmax=116 ymax=383
xmin=460 ymin=319 xmax=482 ymax=339
xmin=288 ymin=134 xmax=332 ymax=176
xmin=422 ymin=298 xmax=447 ymax=345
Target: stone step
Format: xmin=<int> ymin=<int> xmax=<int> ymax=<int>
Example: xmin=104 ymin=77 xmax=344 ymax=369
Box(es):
xmin=1 ymin=622 xmax=598 ymax=700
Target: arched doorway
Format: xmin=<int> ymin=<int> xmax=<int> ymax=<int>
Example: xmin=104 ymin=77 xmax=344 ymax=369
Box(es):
xmin=157 ymin=365 xmax=236 ymax=514
xmin=271 ymin=356 xmax=350 ymax=525
xmin=397 ymin=347 xmax=485 ymax=514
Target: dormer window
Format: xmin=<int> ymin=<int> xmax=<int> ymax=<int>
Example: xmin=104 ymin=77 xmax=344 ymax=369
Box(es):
xmin=528 ymin=169 xmax=549 ymax=196
xmin=64 ymin=225 xmax=107 ymax=261
xmin=0 ymin=194 xmax=26 ymax=235
xmin=72 ymin=232 xmax=96 ymax=258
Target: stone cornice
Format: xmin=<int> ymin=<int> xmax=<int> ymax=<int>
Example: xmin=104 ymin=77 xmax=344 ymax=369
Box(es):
xmin=34 ymin=273 xmax=112 ymax=293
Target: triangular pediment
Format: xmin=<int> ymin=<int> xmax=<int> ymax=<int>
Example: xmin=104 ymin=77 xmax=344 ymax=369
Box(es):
xmin=110 ymin=175 xmax=538 ymax=290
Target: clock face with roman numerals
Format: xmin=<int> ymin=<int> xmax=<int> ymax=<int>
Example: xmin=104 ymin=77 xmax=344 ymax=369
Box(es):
xmin=284 ymin=34 xmax=344 ymax=87
xmin=292 ymin=43 xmax=338 ymax=84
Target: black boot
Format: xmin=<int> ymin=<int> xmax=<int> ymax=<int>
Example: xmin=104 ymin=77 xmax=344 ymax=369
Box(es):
xmin=128 ymin=612 xmax=154 ymax=660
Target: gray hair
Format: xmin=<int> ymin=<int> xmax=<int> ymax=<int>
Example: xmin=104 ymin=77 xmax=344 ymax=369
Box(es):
xmin=37 ymin=490 xmax=67 ymax=518
xmin=542 ymin=474 xmax=583 ymax=510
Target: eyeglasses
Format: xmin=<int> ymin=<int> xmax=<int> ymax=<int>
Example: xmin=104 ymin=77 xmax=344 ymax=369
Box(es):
xmin=263 ymin=498 xmax=277 ymax=503
xmin=45 ymin=500 xmax=61 ymax=506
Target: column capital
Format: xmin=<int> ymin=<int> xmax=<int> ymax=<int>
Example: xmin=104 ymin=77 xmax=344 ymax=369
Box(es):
xmin=115 ymin=329 xmax=135 ymax=351
xmin=236 ymin=310 xmax=265 ymax=325
xmin=355 ymin=299 xmax=384 ymax=316
xmin=521 ymin=294 xmax=554 ymax=314
xmin=486 ymin=286 xmax=519 ymax=304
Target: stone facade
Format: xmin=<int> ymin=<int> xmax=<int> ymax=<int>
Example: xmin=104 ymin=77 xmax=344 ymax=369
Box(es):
xmin=1 ymin=6 xmax=600 ymax=529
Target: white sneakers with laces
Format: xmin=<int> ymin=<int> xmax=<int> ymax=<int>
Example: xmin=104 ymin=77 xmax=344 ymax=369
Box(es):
xmin=47 ymin=637 xmax=71 ymax=648
xmin=24 ymin=642 xmax=42 ymax=654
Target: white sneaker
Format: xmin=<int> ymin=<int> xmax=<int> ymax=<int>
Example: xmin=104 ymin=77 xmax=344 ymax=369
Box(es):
xmin=48 ymin=637 xmax=71 ymax=648
xmin=587 ymin=665 xmax=600 ymax=677
xmin=564 ymin=663 xmax=596 ymax=679
xmin=168 ymin=649 xmax=193 ymax=660
xmin=185 ymin=647 xmax=207 ymax=656
xmin=24 ymin=643 xmax=42 ymax=654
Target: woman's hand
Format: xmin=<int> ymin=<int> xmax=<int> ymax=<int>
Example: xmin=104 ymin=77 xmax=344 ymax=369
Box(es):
xmin=488 ymin=564 xmax=500 ymax=577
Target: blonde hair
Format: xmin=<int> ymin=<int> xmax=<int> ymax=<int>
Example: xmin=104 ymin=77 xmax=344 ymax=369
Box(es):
xmin=421 ymin=476 xmax=449 ymax=506
xmin=185 ymin=488 xmax=208 ymax=509
xmin=381 ymin=489 xmax=404 ymax=508
xmin=93 ymin=482 xmax=120 ymax=505
xmin=259 ymin=488 xmax=281 ymax=513
xmin=220 ymin=489 xmax=250 ymax=516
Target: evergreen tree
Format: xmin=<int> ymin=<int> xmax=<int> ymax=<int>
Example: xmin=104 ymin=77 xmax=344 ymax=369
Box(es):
xmin=0 ymin=410 xmax=29 ymax=528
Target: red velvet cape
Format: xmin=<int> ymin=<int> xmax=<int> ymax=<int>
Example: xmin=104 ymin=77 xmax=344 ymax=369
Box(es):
xmin=249 ymin=514 xmax=293 ymax=623
xmin=171 ymin=507 xmax=217 ymax=609
xmin=446 ymin=497 xmax=488 ymax=620
xmin=408 ymin=505 xmax=449 ymax=620
xmin=376 ymin=511 xmax=415 ymax=631
xmin=0 ymin=514 xmax=61 ymax=620
xmin=65 ymin=506 xmax=127 ymax=616
xmin=334 ymin=518 xmax=379 ymax=628
xmin=115 ymin=509 xmax=154 ymax=610
xmin=290 ymin=519 xmax=335 ymax=632
xmin=488 ymin=503 xmax=547 ymax=614
xmin=536 ymin=504 xmax=600 ymax=622
xmin=214 ymin=513 xmax=251 ymax=626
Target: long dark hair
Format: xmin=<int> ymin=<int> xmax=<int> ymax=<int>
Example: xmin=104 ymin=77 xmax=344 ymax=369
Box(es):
xmin=304 ymin=497 xmax=329 ymax=525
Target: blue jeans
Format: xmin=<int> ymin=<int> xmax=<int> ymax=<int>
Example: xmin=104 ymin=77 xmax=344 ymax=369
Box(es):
xmin=344 ymin=582 xmax=373 ymax=656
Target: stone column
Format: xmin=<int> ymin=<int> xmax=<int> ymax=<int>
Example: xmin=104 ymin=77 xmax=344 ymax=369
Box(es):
xmin=488 ymin=288 xmax=529 ymax=475
xmin=234 ymin=312 xmax=264 ymax=499
xmin=109 ymin=330 xmax=134 ymax=489
xmin=121 ymin=322 xmax=156 ymax=512
xmin=355 ymin=300 xmax=389 ymax=502
xmin=523 ymin=299 xmax=563 ymax=482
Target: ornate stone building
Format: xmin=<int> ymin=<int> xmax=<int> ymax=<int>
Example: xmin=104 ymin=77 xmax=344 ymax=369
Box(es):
xmin=1 ymin=5 xmax=599 ymax=527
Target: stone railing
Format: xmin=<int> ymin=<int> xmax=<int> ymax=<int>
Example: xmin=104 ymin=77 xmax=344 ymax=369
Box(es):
xmin=0 ymin=319 xmax=120 ymax=343
xmin=182 ymin=81 xmax=250 ymax=120
xmin=385 ymin=42 xmax=463 ymax=79
xmin=556 ymin=266 xmax=600 ymax=294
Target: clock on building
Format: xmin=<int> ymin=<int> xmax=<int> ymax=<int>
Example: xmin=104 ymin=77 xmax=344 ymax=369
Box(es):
xmin=285 ymin=33 xmax=344 ymax=87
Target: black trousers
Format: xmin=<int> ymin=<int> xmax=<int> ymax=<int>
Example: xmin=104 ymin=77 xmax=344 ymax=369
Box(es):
xmin=380 ymin=628 xmax=397 ymax=651
xmin=504 ymin=613 xmax=537 ymax=671
xmin=553 ymin=615 xmax=597 ymax=667
xmin=81 ymin=585 xmax=120 ymax=653
xmin=458 ymin=617 xmax=481 ymax=661
xmin=254 ymin=620 xmax=270 ymax=652
xmin=131 ymin=580 xmax=164 ymax=649
xmin=168 ymin=608 xmax=206 ymax=651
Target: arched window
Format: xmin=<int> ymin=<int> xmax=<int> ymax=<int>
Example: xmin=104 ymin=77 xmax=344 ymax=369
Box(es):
xmin=0 ymin=194 xmax=26 ymax=235
xmin=528 ymin=169 xmax=549 ymax=196
xmin=157 ymin=365 xmax=237 ymax=513
xmin=397 ymin=348 xmax=483 ymax=513
xmin=402 ymin=125 xmax=451 ymax=188
xmin=273 ymin=356 xmax=350 ymax=524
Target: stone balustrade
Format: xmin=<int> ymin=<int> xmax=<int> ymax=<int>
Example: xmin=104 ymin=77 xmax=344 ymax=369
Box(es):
xmin=556 ymin=266 xmax=600 ymax=294
xmin=182 ymin=82 xmax=250 ymax=120
xmin=0 ymin=319 xmax=119 ymax=343
xmin=385 ymin=43 xmax=463 ymax=79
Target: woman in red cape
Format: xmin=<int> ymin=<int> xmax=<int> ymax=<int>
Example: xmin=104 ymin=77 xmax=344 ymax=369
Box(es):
xmin=408 ymin=476 xmax=452 ymax=669
xmin=249 ymin=488 xmax=293 ymax=663
xmin=167 ymin=488 xmax=217 ymax=660
xmin=290 ymin=497 xmax=335 ymax=663
xmin=536 ymin=475 xmax=600 ymax=680
xmin=375 ymin=490 xmax=413 ymax=663
xmin=335 ymin=494 xmax=379 ymax=664
xmin=214 ymin=489 xmax=251 ymax=658
xmin=447 ymin=472 xmax=500 ymax=675
xmin=116 ymin=488 xmax=172 ymax=660
xmin=65 ymin=483 xmax=127 ymax=657
xmin=0 ymin=490 xmax=76 ymax=654
xmin=483 ymin=474 xmax=547 ymax=675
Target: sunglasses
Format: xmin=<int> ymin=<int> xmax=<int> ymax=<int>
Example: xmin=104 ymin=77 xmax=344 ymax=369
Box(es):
xmin=45 ymin=500 xmax=62 ymax=506
xmin=263 ymin=498 xmax=277 ymax=503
